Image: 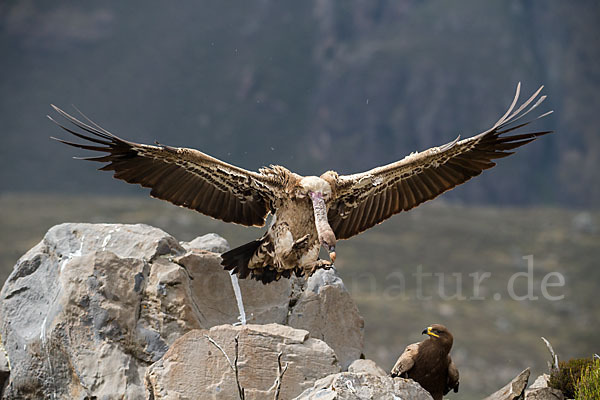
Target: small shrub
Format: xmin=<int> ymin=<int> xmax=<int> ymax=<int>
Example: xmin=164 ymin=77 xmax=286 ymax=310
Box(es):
xmin=576 ymin=358 xmax=600 ymax=400
xmin=549 ymin=358 xmax=594 ymax=398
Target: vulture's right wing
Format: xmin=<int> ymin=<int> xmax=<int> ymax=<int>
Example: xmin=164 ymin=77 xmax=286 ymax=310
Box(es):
xmin=50 ymin=106 xmax=291 ymax=227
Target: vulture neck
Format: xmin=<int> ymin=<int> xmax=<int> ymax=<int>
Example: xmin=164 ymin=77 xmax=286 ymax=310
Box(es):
xmin=309 ymin=192 xmax=334 ymax=245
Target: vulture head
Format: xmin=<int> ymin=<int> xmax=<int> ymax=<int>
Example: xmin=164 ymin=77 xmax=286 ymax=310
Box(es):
xmin=298 ymin=176 xmax=336 ymax=262
xmin=422 ymin=324 xmax=454 ymax=349
xmin=297 ymin=176 xmax=333 ymax=199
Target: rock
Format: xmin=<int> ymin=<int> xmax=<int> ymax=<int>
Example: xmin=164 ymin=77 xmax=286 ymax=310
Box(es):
xmin=347 ymin=359 xmax=387 ymax=377
xmin=174 ymin=251 xmax=294 ymax=326
xmin=293 ymin=372 xmax=433 ymax=400
xmin=525 ymin=387 xmax=564 ymax=400
xmin=0 ymin=223 xmax=365 ymax=399
xmin=0 ymin=223 xmax=186 ymax=399
xmin=180 ymin=233 xmax=230 ymax=253
xmin=528 ymin=374 xmax=550 ymax=390
xmin=145 ymin=324 xmax=340 ymax=400
xmin=288 ymin=269 xmax=364 ymax=369
xmin=525 ymin=374 xmax=564 ymax=400
xmin=0 ymin=346 xmax=9 ymax=395
xmin=483 ymin=368 xmax=530 ymax=400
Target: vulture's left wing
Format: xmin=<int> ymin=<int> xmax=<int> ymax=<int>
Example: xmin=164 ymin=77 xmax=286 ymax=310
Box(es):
xmin=50 ymin=106 xmax=288 ymax=227
xmin=328 ymin=83 xmax=552 ymax=240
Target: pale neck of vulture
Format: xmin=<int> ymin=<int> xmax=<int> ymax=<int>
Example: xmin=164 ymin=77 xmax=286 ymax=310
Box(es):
xmin=309 ymin=191 xmax=336 ymax=261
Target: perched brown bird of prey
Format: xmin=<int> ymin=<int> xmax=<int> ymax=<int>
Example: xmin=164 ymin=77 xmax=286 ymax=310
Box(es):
xmin=50 ymin=83 xmax=551 ymax=283
xmin=391 ymin=324 xmax=459 ymax=400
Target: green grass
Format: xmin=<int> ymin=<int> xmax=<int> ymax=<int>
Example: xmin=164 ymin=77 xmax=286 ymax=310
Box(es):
xmin=576 ymin=358 xmax=600 ymax=400
xmin=550 ymin=358 xmax=594 ymax=398
xmin=0 ymin=192 xmax=598 ymax=399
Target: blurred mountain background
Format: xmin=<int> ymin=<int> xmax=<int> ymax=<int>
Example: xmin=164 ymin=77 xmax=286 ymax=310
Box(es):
xmin=1 ymin=1 xmax=598 ymax=398
xmin=1 ymin=0 xmax=599 ymax=205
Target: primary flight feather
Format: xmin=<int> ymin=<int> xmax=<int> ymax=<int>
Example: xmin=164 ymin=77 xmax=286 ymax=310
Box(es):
xmin=50 ymin=83 xmax=552 ymax=283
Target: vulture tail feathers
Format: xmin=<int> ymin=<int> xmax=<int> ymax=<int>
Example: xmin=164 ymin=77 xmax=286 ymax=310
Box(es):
xmin=221 ymin=239 xmax=262 ymax=279
xmin=222 ymin=239 xmax=288 ymax=284
xmin=221 ymin=239 xmax=274 ymax=283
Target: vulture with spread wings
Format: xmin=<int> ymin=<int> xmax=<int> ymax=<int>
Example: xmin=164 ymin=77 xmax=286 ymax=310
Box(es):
xmin=51 ymin=83 xmax=552 ymax=283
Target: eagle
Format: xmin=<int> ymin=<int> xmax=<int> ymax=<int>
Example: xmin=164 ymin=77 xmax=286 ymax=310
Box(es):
xmin=50 ymin=83 xmax=551 ymax=283
xmin=391 ymin=324 xmax=459 ymax=400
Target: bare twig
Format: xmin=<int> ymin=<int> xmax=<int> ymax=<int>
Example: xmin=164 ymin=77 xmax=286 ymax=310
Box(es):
xmin=541 ymin=337 xmax=559 ymax=372
xmin=273 ymin=351 xmax=289 ymax=400
xmin=204 ymin=334 xmax=245 ymax=400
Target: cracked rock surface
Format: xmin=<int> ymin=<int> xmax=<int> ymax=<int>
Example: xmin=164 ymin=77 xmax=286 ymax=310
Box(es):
xmin=0 ymin=223 xmax=364 ymax=399
xmin=293 ymin=372 xmax=433 ymax=400
xmin=145 ymin=324 xmax=340 ymax=400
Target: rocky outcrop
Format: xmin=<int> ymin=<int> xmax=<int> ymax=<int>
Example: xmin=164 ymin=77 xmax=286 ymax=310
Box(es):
xmin=146 ymin=324 xmax=340 ymax=399
xmin=347 ymin=359 xmax=387 ymax=377
xmin=484 ymin=369 xmax=566 ymax=400
xmin=293 ymin=372 xmax=433 ymax=400
xmin=288 ymin=269 xmax=364 ymax=369
xmin=0 ymin=223 xmax=364 ymax=399
xmin=0 ymin=348 xmax=8 ymax=395
xmin=483 ymin=368 xmax=530 ymax=400
xmin=525 ymin=374 xmax=564 ymax=400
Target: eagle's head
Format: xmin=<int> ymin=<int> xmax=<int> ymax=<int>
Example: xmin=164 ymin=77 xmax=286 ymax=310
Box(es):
xmin=422 ymin=324 xmax=453 ymax=349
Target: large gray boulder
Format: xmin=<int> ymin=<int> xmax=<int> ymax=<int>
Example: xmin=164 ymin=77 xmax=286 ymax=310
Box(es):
xmin=145 ymin=324 xmax=340 ymax=399
xmin=293 ymin=372 xmax=434 ymax=400
xmin=288 ymin=269 xmax=364 ymax=369
xmin=0 ymin=223 xmax=185 ymax=400
xmin=0 ymin=223 xmax=364 ymax=399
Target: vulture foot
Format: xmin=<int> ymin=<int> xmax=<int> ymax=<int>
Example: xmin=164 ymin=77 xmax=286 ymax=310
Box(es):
xmin=303 ymin=259 xmax=334 ymax=277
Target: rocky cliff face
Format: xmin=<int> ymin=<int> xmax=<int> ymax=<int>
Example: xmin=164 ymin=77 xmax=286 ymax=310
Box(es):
xmin=0 ymin=223 xmax=374 ymax=399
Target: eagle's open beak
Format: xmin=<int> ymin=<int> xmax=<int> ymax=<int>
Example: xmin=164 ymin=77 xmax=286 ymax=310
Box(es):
xmin=422 ymin=326 xmax=440 ymax=338
xmin=329 ymin=251 xmax=336 ymax=263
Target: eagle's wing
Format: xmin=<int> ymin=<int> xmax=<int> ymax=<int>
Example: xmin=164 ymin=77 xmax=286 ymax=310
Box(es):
xmin=328 ymin=83 xmax=552 ymax=239
xmin=390 ymin=342 xmax=419 ymax=377
xmin=50 ymin=105 xmax=291 ymax=227
xmin=446 ymin=356 xmax=459 ymax=394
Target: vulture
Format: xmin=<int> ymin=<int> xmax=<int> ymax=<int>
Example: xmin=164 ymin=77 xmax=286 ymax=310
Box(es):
xmin=391 ymin=324 xmax=459 ymax=400
xmin=50 ymin=83 xmax=552 ymax=283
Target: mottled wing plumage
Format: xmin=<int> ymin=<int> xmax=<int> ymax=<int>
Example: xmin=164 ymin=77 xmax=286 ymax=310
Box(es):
xmin=328 ymin=83 xmax=552 ymax=239
xmin=446 ymin=356 xmax=459 ymax=394
xmin=49 ymin=105 xmax=287 ymax=227
xmin=390 ymin=342 xmax=419 ymax=377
